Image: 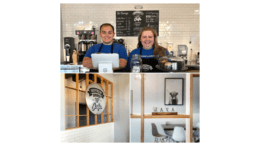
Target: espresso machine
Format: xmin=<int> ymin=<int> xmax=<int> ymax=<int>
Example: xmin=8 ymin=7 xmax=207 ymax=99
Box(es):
xmin=178 ymin=45 xmax=188 ymax=64
xmin=75 ymin=26 xmax=97 ymax=63
xmin=64 ymin=37 xmax=75 ymax=64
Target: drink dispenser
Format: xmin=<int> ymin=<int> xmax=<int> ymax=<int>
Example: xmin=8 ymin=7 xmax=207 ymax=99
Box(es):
xmin=75 ymin=26 xmax=97 ymax=63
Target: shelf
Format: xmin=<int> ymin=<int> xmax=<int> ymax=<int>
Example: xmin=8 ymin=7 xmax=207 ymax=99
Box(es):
xmin=79 ymin=89 xmax=86 ymax=92
xmin=130 ymin=114 xmax=190 ymax=119
xmin=65 ymin=86 xmax=77 ymax=90
xmin=131 ymin=114 xmax=141 ymax=118
xmin=65 ymin=86 xmax=86 ymax=92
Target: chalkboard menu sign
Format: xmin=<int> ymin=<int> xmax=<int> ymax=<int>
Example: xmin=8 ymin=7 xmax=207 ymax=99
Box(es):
xmin=116 ymin=11 xmax=159 ymax=37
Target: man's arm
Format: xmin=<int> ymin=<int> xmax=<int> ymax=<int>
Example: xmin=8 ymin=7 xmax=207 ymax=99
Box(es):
xmin=82 ymin=57 xmax=94 ymax=69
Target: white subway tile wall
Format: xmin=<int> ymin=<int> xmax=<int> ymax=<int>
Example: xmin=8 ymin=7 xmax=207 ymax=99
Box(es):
xmin=60 ymin=3 xmax=200 ymax=61
xmin=60 ymin=123 xmax=114 ymax=142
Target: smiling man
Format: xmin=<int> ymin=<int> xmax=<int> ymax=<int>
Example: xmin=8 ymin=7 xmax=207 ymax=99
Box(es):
xmin=82 ymin=23 xmax=127 ymax=72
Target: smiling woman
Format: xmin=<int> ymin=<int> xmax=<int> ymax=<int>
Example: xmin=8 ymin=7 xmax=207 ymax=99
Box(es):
xmin=126 ymin=26 xmax=169 ymax=72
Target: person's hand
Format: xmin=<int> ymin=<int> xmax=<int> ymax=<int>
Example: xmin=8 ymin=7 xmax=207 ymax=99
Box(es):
xmin=119 ymin=59 xmax=127 ymax=68
xmin=82 ymin=57 xmax=93 ymax=68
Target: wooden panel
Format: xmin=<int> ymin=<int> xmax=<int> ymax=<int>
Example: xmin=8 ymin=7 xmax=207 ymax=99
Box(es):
xmin=86 ymin=74 xmax=90 ymax=126
xmin=185 ymin=70 xmax=200 ymax=72
xmin=131 ymin=114 xmax=190 ymax=119
xmin=144 ymin=114 xmax=190 ymax=119
xmin=141 ymin=74 xmax=144 ymax=143
xmin=192 ymin=73 xmax=200 ymax=77
xmin=65 ymin=86 xmax=77 ymax=90
xmin=111 ymin=83 xmax=114 ymax=122
xmin=189 ymin=73 xmax=199 ymax=142
xmin=106 ymin=81 xmax=109 ymax=122
xmin=152 ymin=112 xmax=178 ymax=115
xmin=130 ymin=114 xmax=141 ymax=118
xmin=101 ymin=78 xmax=104 ymax=123
xmin=76 ymin=74 xmax=79 ymax=127
xmin=94 ymin=74 xmax=97 ymax=125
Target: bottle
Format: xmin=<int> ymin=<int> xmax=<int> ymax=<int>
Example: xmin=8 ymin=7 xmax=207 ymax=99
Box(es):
xmin=131 ymin=54 xmax=142 ymax=72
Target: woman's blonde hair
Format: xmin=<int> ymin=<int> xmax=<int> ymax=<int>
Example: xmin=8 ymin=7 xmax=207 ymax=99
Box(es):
xmin=137 ymin=26 xmax=167 ymax=59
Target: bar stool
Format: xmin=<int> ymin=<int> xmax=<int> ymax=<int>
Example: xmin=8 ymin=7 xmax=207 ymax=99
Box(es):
xmin=171 ymin=126 xmax=186 ymax=143
xmin=151 ymin=123 xmax=167 ymax=142
xmin=164 ymin=121 xmax=173 ymax=142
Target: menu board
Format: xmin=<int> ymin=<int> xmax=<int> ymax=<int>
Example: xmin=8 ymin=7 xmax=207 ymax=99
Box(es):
xmin=116 ymin=11 xmax=159 ymax=36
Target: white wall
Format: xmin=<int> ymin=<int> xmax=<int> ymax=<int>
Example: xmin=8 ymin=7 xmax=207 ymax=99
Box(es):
xmin=193 ymin=77 xmax=200 ymax=127
xmin=60 ymin=3 xmax=200 ymax=62
xmin=60 ymin=74 xmax=65 ymax=131
xmin=113 ymin=74 xmax=130 ymax=142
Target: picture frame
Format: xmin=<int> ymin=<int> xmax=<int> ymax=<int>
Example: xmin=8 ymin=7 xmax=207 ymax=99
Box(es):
xmin=164 ymin=78 xmax=184 ymax=105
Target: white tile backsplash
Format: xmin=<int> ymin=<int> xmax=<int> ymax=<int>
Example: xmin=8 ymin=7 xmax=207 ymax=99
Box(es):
xmin=60 ymin=123 xmax=114 ymax=143
xmin=60 ymin=3 xmax=200 ymax=62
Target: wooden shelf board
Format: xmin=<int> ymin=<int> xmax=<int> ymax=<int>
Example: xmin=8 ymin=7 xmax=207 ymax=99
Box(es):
xmin=130 ymin=114 xmax=190 ymax=119
xmin=79 ymin=89 xmax=86 ymax=92
xmin=145 ymin=114 xmax=190 ymax=118
xmin=130 ymin=114 xmax=141 ymax=118
xmin=65 ymin=86 xmax=77 ymax=90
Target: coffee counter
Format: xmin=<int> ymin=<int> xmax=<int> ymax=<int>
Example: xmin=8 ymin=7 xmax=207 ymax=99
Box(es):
xmin=60 ymin=65 xmax=199 ymax=73
xmin=185 ymin=69 xmax=200 ymax=72
xmin=60 ymin=65 xmax=90 ymax=73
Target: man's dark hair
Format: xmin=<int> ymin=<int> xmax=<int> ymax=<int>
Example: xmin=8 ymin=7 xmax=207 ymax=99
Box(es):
xmin=100 ymin=23 xmax=114 ymax=33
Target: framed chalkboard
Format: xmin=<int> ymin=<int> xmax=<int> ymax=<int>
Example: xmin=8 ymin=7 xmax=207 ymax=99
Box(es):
xmin=116 ymin=10 xmax=159 ymax=37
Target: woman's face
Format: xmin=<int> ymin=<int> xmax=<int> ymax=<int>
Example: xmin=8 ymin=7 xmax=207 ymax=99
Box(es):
xmin=140 ymin=31 xmax=154 ymax=48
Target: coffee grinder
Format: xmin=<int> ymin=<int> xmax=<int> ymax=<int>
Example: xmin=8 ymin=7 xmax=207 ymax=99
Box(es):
xmin=64 ymin=37 xmax=75 ymax=64
xmin=75 ymin=26 xmax=97 ymax=63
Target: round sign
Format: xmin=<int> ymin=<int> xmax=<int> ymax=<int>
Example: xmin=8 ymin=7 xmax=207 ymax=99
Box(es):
xmin=86 ymin=83 xmax=106 ymax=115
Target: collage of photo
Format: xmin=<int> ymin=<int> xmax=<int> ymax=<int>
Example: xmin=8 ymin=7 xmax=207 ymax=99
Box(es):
xmin=60 ymin=3 xmax=200 ymax=143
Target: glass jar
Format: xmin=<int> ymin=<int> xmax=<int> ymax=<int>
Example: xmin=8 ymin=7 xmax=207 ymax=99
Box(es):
xmin=167 ymin=42 xmax=173 ymax=52
xmin=131 ymin=54 xmax=142 ymax=72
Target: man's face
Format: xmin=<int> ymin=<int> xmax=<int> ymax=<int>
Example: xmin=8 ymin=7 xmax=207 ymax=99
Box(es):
xmin=140 ymin=30 xmax=154 ymax=48
xmin=100 ymin=26 xmax=115 ymax=44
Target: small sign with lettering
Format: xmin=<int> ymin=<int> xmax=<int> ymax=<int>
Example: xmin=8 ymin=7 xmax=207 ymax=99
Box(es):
xmin=86 ymin=83 xmax=106 ymax=114
xmin=152 ymin=107 xmax=177 ymax=115
xmin=153 ymin=107 xmax=175 ymax=112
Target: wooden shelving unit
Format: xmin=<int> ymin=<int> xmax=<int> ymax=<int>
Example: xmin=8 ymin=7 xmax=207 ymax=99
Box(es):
xmin=64 ymin=73 xmax=114 ymax=130
xmin=130 ymin=73 xmax=199 ymax=143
